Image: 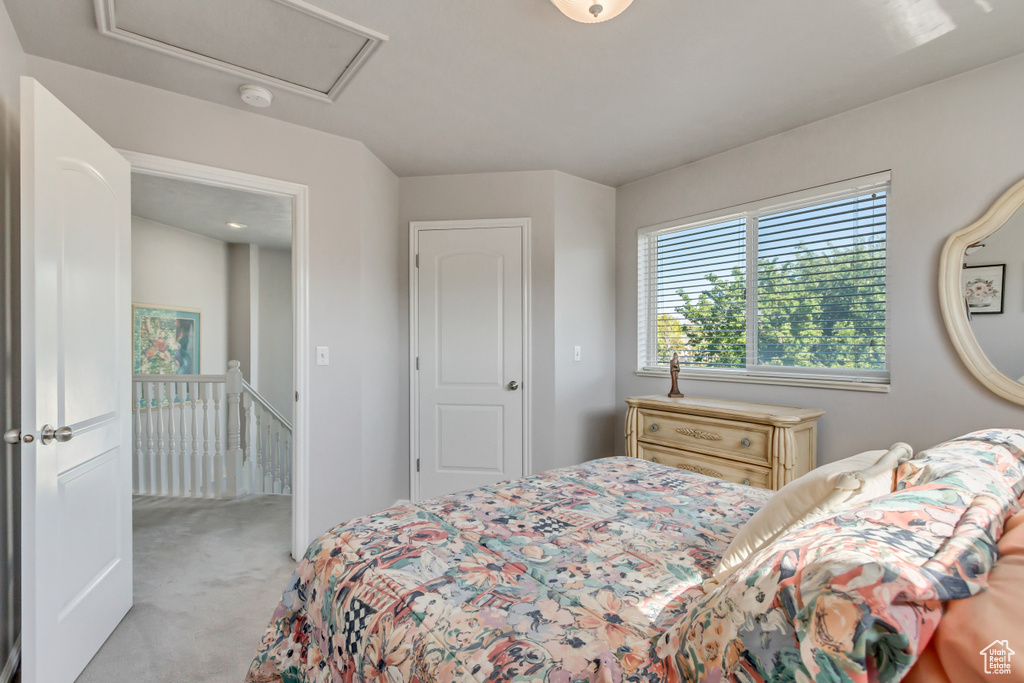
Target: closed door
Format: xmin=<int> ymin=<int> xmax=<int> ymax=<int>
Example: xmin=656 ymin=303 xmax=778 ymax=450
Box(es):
xmin=19 ymin=77 xmax=132 ymax=682
xmin=415 ymin=223 xmax=526 ymax=500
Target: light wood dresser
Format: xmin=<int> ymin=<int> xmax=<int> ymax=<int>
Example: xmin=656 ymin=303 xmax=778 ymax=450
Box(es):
xmin=624 ymin=395 xmax=824 ymax=490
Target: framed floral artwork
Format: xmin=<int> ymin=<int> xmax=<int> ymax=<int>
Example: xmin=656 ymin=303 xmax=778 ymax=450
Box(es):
xmin=963 ymin=264 xmax=1005 ymax=315
xmin=132 ymin=304 xmax=201 ymax=374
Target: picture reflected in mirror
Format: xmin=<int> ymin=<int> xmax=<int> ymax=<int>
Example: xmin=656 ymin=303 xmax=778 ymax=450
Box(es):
xmin=963 ymin=211 xmax=1024 ymax=384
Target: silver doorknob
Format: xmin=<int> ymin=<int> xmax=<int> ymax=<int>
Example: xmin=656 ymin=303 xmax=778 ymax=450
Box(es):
xmin=4 ymin=429 xmax=22 ymax=445
xmin=507 ymin=381 xmax=519 ymax=391
xmin=40 ymin=425 xmax=73 ymax=445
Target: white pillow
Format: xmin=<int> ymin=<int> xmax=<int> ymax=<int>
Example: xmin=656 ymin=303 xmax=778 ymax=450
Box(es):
xmin=707 ymin=442 xmax=913 ymax=588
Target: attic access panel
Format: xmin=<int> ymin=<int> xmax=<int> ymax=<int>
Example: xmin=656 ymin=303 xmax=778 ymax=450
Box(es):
xmin=95 ymin=0 xmax=387 ymax=102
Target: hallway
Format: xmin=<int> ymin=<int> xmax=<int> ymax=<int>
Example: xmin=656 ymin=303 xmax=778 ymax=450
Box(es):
xmin=77 ymin=495 xmax=295 ymax=682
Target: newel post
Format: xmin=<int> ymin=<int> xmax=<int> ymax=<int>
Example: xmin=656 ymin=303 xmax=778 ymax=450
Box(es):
xmin=225 ymin=360 xmax=243 ymax=498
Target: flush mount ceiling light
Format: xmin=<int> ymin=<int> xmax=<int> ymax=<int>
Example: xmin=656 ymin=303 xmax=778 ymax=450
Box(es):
xmin=550 ymin=0 xmax=633 ymax=23
xmin=227 ymin=222 xmax=248 ymax=229
xmin=239 ymin=84 xmax=273 ymax=108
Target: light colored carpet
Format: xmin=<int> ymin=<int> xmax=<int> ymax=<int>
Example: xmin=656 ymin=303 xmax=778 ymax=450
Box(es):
xmin=76 ymin=495 xmax=297 ymax=683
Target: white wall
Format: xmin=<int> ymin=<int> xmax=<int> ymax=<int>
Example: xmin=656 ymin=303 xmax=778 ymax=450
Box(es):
xmin=399 ymin=170 xmax=618 ymax=477
xmin=0 ymin=0 xmax=23 ymax=668
xmin=399 ymin=171 xmax=558 ymax=478
xmin=226 ymin=242 xmax=253 ymax=381
xmin=361 ymin=156 xmax=404 ymax=507
xmin=256 ymin=246 xmax=293 ymax=422
xmin=25 ymin=56 xmax=402 ymax=543
xmin=615 ymin=54 xmax=1024 ymax=464
xmin=965 ymin=217 xmax=1024 ymax=381
xmin=131 ymin=216 xmax=228 ymax=373
xmin=554 ymin=173 xmax=618 ymax=465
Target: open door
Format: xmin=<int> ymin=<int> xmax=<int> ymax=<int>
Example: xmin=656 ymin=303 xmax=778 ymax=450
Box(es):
xmin=19 ymin=77 xmax=132 ymax=681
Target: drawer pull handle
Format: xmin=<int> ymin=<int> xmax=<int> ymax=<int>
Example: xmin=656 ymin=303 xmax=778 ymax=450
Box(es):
xmin=675 ymin=427 xmax=722 ymax=441
xmin=678 ymin=464 xmax=725 ymax=479
xmin=649 ymin=423 xmax=659 ymax=432
xmin=650 ymin=456 xmax=660 ymax=463
xmin=740 ymin=438 xmax=751 ymax=448
xmin=741 ymin=477 xmax=751 ymax=486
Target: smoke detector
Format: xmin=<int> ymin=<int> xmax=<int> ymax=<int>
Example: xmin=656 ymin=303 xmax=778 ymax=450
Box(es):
xmin=239 ymin=84 xmax=273 ymax=108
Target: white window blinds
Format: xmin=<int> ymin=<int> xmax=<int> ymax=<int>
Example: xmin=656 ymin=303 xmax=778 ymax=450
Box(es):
xmin=757 ymin=192 xmax=887 ymax=371
xmin=638 ymin=173 xmax=889 ymax=385
xmin=652 ymin=217 xmax=746 ymax=368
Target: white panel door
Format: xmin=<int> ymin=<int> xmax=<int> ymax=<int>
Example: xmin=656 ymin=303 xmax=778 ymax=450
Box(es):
xmin=20 ymin=77 xmax=132 ymax=682
xmin=416 ymin=225 xmax=524 ymax=500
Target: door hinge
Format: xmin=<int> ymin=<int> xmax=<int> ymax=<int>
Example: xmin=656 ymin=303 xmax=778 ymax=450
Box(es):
xmin=415 ymin=357 xmax=419 ymax=370
xmin=416 ymin=458 xmax=420 ymax=473
xmin=295 ymin=391 xmax=299 ymax=401
xmin=415 ymin=254 xmax=419 ymax=268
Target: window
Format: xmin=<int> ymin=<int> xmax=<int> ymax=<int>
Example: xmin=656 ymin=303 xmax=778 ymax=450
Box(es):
xmin=638 ymin=172 xmax=889 ymax=388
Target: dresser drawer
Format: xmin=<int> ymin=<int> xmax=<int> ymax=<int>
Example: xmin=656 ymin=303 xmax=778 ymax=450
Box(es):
xmin=637 ymin=409 xmax=771 ymax=466
xmin=639 ymin=444 xmax=770 ymax=489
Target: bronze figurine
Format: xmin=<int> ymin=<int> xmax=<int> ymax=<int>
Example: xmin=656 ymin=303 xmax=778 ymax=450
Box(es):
xmin=668 ymin=352 xmax=684 ymax=398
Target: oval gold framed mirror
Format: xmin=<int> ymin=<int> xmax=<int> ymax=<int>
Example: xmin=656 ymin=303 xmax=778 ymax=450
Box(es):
xmin=939 ymin=175 xmax=1024 ymax=406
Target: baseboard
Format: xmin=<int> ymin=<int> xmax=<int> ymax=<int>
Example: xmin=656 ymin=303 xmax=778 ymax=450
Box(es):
xmin=0 ymin=634 xmax=20 ymax=683
xmin=393 ymin=498 xmax=411 ymax=507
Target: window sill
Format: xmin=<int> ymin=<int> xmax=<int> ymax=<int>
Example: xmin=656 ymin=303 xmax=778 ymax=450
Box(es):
xmin=634 ymin=369 xmax=890 ymax=393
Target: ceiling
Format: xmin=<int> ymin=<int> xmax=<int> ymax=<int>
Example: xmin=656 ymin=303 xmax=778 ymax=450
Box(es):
xmin=7 ymin=0 xmax=1024 ymax=186
xmin=131 ymin=173 xmax=293 ymax=249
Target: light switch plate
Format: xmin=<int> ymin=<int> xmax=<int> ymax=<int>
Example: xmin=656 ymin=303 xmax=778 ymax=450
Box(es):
xmin=573 ymin=345 xmax=581 ymax=362
xmin=316 ymin=346 xmax=329 ymax=365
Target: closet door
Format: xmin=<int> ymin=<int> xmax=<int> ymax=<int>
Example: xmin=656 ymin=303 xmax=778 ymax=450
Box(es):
xmin=414 ymin=221 xmax=526 ymax=500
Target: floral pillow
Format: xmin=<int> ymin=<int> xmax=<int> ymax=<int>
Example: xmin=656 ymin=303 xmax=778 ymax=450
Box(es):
xmin=708 ymin=443 xmax=912 ymax=588
xmin=655 ymin=429 xmax=1024 ymax=683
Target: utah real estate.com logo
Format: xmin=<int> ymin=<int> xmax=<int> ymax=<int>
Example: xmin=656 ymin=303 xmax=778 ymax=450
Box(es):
xmin=980 ymin=640 xmax=1015 ymax=675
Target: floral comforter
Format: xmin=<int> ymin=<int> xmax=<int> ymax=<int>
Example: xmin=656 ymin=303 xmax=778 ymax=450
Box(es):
xmin=247 ymin=457 xmax=769 ymax=682
xmin=247 ymin=429 xmax=1024 ymax=683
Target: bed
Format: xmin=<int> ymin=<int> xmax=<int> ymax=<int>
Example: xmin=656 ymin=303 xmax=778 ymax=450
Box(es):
xmin=246 ymin=428 xmax=1024 ymax=683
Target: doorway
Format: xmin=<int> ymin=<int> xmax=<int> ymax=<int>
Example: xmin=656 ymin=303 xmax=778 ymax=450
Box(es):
xmin=409 ymin=218 xmax=531 ymax=501
xmin=17 ymin=79 xmax=312 ymax=681
xmin=75 ymin=155 xmax=310 ymax=681
xmin=122 ymin=151 xmax=310 ymax=560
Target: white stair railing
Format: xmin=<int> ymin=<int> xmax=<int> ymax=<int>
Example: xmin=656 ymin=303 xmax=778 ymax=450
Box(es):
xmin=132 ymin=360 xmax=291 ymax=499
xmin=240 ymin=376 xmax=292 ymax=495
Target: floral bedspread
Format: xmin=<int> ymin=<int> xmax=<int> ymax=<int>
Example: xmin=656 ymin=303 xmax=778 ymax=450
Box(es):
xmin=247 ymin=457 xmax=770 ymax=682
xmin=247 ymin=429 xmax=1024 ymax=683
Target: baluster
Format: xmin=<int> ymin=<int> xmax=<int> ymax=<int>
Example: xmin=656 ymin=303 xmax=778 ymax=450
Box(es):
xmin=243 ymin=393 xmax=254 ymax=496
xmin=213 ymin=383 xmax=223 ymax=498
xmin=166 ymin=382 xmax=177 ymax=496
xmin=254 ymin=403 xmax=264 ymax=494
xmin=191 ymin=381 xmax=200 ymax=498
xmin=281 ymin=428 xmax=290 ymax=495
xmin=144 ymin=382 xmax=155 ymax=495
xmin=202 ymin=382 xmax=212 ymax=498
xmin=133 ymin=382 xmax=143 ymax=494
xmin=270 ymin=417 xmax=277 ymax=493
xmin=178 ymin=381 xmax=188 ymax=496
xmin=263 ymin=408 xmax=273 ymax=494
xmin=155 ymin=381 xmax=165 ymax=495
xmin=269 ymin=421 xmax=277 ymax=494
xmin=274 ymin=423 xmax=282 ymax=494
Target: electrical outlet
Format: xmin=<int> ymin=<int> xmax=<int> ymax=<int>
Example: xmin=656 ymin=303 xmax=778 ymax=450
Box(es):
xmin=316 ymin=346 xmax=329 ymax=366
xmin=573 ymin=345 xmax=582 ymax=362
